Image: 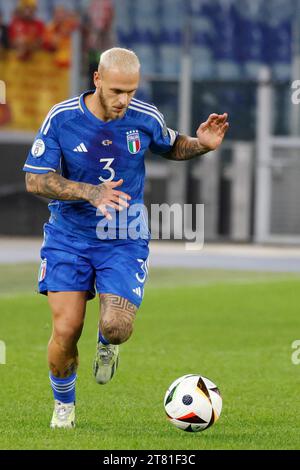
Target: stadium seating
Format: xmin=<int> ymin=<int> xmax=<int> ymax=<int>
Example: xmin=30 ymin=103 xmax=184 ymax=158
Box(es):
xmin=114 ymin=0 xmax=293 ymax=81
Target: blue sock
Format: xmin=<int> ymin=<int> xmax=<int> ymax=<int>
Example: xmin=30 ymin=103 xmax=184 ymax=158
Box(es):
xmin=50 ymin=373 xmax=77 ymax=404
xmin=98 ymin=330 xmax=110 ymax=345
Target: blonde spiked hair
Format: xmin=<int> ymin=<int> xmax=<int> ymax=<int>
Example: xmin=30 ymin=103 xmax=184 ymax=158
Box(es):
xmin=98 ymin=47 xmax=140 ymax=74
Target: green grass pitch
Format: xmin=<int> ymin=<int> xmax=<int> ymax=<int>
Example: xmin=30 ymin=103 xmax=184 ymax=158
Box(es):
xmin=0 ymin=263 xmax=300 ymax=450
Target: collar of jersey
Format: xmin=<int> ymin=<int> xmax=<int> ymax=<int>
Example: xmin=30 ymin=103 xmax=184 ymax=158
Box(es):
xmin=80 ymin=90 xmax=126 ymax=127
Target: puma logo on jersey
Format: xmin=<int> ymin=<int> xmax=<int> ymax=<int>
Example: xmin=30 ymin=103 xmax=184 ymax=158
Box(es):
xmin=73 ymin=143 xmax=88 ymax=152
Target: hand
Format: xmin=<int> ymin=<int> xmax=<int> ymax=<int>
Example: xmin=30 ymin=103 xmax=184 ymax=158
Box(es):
xmin=196 ymin=113 xmax=229 ymax=151
xmin=85 ymin=179 xmax=131 ymax=220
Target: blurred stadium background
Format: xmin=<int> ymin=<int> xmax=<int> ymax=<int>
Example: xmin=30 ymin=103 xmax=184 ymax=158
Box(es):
xmin=0 ymin=0 xmax=300 ymax=245
xmin=1 ymin=0 xmax=300 ymax=450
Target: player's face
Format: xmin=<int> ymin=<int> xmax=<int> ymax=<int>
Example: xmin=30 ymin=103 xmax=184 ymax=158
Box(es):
xmin=95 ymin=68 xmax=139 ymax=120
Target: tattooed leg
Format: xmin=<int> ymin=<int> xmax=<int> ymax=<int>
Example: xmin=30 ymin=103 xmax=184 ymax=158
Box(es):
xmin=99 ymin=294 xmax=137 ymax=345
xmin=48 ymin=345 xmax=79 ymax=379
xmin=47 ymin=291 xmax=87 ymax=378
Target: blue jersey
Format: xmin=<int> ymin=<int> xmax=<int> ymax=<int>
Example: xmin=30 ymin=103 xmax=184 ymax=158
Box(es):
xmin=23 ymin=91 xmax=178 ymax=241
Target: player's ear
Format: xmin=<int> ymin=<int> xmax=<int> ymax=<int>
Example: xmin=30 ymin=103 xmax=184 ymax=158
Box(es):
xmin=94 ymin=71 xmax=100 ymax=88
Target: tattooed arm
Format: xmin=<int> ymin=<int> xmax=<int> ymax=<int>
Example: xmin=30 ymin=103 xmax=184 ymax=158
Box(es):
xmin=163 ymin=113 xmax=229 ymax=161
xmin=163 ymin=135 xmax=210 ymax=161
xmin=25 ymin=172 xmax=131 ymax=220
xmin=25 ymin=171 xmax=92 ymax=200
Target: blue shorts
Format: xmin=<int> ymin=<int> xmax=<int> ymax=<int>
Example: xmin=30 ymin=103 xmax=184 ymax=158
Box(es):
xmin=38 ymin=223 xmax=150 ymax=307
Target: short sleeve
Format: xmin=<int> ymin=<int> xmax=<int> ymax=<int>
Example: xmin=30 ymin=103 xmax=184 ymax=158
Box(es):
xmin=149 ymin=110 xmax=178 ymax=155
xmin=23 ymin=117 xmax=61 ymax=174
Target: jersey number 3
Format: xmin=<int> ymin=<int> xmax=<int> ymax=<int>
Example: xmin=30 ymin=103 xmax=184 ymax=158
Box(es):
xmin=99 ymin=158 xmax=115 ymax=182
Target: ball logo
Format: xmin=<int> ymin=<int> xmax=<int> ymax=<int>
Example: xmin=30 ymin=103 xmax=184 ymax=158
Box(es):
xmin=31 ymin=139 xmax=45 ymax=158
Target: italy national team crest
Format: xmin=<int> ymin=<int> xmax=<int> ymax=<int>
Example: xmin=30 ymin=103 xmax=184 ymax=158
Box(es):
xmin=126 ymin=130 xmax=141 ymax=154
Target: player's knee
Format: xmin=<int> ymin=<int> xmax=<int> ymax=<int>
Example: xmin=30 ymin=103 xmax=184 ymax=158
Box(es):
xmin=100 ymin=316 xmax=133 ymax=345
xmin=53 ymin=320 xmax=83 ymax=348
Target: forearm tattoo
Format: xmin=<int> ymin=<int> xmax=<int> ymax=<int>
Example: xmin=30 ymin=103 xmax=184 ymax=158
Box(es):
xmin=25 ymin=172 xmax=92 ymax=201
xmin=164 ymin=135 xmax=210 ymax=161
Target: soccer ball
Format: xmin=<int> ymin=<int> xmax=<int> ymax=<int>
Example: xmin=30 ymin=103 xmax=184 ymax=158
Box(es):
xmin=164 ymin=374 xmax=222 ymax=432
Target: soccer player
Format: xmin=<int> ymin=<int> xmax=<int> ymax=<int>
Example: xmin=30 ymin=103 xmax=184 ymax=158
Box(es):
xmin=23 ymin=47 xmax=229 ymax=428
